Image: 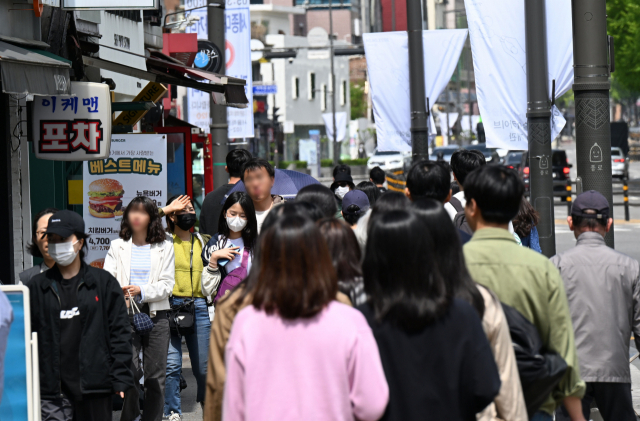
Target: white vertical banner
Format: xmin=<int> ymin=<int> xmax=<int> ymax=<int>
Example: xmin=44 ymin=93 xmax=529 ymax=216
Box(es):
xmin=322 ymin=112 xmax=348 ymax=142
xmin=225 ymin=0 xmax=254 ymax=138
xmin=185 ymin=0 xmax=211 ymax=133
xmin=464 ymin=0 xmax=573 ymax=150
xmin=83 ymin=134 xmax=167 ymax=267
xmin=363 ymin=30 xmax=468 ymax=152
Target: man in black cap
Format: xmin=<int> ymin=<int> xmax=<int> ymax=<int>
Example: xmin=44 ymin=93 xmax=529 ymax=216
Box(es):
xmin=552 ymin=191 xmax=640 ymax=421
xmin=341 ymin=190 xmax=370 ymax=228
xmin=28 ymin=210 xmax=132 ymax=421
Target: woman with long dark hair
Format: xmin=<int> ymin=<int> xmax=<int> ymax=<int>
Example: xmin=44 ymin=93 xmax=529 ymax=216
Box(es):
xmin=222 ymin=214 xmax=388 ymax=420
xmin=317 ymin=218 xmax=366 ymax=306
xmin=411 ymin=198 xmax=527 ymax=421
xmin=201 ymin=191 xmax=258 ymax=300
xmin=163 ymin=194 xmax=211 ymax=420
xmin=513 ymin=197 xmax=542 ymax=252
xmin=360 ymin=208 xmax=500 ymax=421
xmin=104 ymin=196 xmax=175 ymax=421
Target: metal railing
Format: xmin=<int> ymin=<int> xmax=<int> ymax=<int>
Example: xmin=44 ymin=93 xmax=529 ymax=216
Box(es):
xmin=564 ymin=178 xmax=639 ymax=221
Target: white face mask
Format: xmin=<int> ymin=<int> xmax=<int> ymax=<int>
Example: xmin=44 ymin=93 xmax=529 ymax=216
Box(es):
xmin=49 ymin=240 xmax=80 ymax=267
xmin=226 ymin=216 xmax=248 ymax=233
xmin=335 ymin=186 xmax=350 ymax=200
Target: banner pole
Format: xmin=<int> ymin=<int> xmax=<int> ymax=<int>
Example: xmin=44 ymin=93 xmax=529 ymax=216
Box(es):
xmin=407 ymin=0 xmax=429 ymax=163
xmin=525 ymin=0 xmax=556 ymax=256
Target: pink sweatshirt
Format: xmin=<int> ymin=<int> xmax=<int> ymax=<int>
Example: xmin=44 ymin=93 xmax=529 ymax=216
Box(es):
xmin=223 ymin=301 xmax=389 ymax=421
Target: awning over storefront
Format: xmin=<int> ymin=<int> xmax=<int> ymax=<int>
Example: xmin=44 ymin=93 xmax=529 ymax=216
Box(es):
xmin=0 ymin=41 xmax=72 ymax=96
xmin=82 ymin=52 xmax=248 ymax=108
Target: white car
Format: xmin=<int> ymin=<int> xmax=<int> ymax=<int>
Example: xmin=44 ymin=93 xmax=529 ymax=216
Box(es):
xmin=611 ymin=147 xmax=629 ymax=179
xmin=367 ymin=149 xmax=410 ymax=171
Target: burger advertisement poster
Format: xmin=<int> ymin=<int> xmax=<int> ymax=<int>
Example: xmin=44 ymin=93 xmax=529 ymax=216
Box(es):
xmin=83 ymin=134 xmax=167 ymax=267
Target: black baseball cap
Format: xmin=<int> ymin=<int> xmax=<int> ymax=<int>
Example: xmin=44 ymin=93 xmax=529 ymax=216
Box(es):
xmin=571 ymin=190 xmax=610 ymax=220
xmin=342 ymin=190 xmax=370 ymax=214
xmin=44 ymin=210 xmax=85 ymax=238
xmin=330 ymin=171 xmax=355 ymax=190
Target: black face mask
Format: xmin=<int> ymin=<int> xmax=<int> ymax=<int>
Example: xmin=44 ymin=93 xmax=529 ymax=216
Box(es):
xmin=175 ymin=213 xmax=196 ymax=231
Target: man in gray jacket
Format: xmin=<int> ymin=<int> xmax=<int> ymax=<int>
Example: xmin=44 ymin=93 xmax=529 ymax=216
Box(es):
xmin=552 ymin=190 xmax=640 ymax=421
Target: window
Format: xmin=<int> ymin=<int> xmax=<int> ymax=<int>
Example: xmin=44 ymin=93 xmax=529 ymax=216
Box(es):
xmin=340 ymin=80 xmax=347 ymax=106
xmin=292 ymin=77 xmax=300 ymax=99
xmin=321 ymin=84 xmax=327 ymax=111
xmin=308 ymin=72 xmax=316 ymax=100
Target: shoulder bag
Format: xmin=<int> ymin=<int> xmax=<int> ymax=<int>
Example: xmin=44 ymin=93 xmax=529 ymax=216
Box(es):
xmin=169 ymin=235 xmax=196 ymax=336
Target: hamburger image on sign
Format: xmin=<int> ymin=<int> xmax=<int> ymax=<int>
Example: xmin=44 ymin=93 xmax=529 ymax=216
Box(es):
xmin=88 ymin=179 xmax=124 ymax=218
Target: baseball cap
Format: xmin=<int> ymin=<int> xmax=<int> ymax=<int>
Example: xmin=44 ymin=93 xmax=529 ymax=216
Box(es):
xmin=44 ymin=210 xmax=85 ymax=238
xmin=571 ymin=190 xmax=610 ymax=220
xmin=342 ymin=190 xmax=370 ymax=214
xmin=330 ymin=171 xmax=355 ymax=190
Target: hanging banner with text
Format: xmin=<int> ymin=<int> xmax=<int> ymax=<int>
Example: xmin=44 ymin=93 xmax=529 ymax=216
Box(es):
xmin=364 ymin=30 xmax=468 ymax=152
xmin=83 ymin=134 xmax=167 ymax=268
xmin=225 ymin=0 xmax=254 ymax=138
xmin=464 ymin=0 xmax=573 ymax=150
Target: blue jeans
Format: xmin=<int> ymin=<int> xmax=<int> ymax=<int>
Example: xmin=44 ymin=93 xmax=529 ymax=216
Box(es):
xmin=164 ymin=297 xmax=211 ymax=416
xmin=530 ymin=411 xmax=553 ymax=421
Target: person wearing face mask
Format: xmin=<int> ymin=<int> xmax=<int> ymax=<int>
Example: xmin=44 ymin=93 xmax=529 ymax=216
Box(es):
xmin=163 ymin=195 xmax=212 ymax=420
xmin=104 ymin=197 xmax=175 ymax=421
xmin=20 ymin=207 xmax=58 ymax=285
xmin=330 ymin=165 xmax=355 ymax=219
xmin=27 ymin=210 xmax=133 ymax=421
xmin=201 ymin=192 xmax=258 ymax=302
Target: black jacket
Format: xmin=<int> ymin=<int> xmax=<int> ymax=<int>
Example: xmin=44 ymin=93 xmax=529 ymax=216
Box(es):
xmin=28 ymin=262 xmax=133 ymax=399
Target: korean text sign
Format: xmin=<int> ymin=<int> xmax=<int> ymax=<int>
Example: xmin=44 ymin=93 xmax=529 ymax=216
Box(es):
xmin=33 ymin=82 xmax=112 ymax=161
xmin=185 ymin=0 xmax=212 ymax=133
xmin=83 ymin=134 xmax=167 ymax=266
xmin=225 ymin=0 xmax=254 ymax=138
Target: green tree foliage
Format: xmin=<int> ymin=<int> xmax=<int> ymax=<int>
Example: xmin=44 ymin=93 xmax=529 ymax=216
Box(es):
xmin=350 ymin=82 xmax=367 ymax=119
xmin=607 ymin=0 xmax=640 ymax=92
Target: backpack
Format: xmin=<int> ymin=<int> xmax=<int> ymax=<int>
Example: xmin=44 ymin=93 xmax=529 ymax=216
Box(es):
xmin=214 ymin=248 xmax=250 ymax=303
xmin=501 ymin=303 xmax=568 ymax=417
xmin=449 ymin=197 xmax=473 ymax=235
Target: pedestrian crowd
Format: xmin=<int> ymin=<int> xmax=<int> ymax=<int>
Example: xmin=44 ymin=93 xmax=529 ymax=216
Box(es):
xmin=17 ymin=146 xmax=640 ymax=421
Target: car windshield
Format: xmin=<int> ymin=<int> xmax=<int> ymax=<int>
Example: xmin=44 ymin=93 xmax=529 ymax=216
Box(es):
xmin=432 ymin=147 xmax=457 ymax=155
xmin=506 ymin=153 xmax=522 ymax=164
xmin=611 ymin=149 xmax=622 ymax=156
xmin=374 ymin=151 xmax=400 ymax=156
xmin=552 ymin=151 xmax=568 ymax=166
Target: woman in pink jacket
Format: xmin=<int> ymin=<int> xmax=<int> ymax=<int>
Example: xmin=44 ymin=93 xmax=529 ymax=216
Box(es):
xmin=222 ymin=214 xmax=389 ymax=421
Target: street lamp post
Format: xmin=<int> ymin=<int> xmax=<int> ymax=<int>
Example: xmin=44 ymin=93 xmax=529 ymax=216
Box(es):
xmin=208 ymin=1 xmax=228 ymax=189
xmin=407 ymin=0 xmax=429 ymax=163
xmin=525 ymin=0 xmax=556 ymax=257
xmin=571 ymin=0 xmax=614 ymax=247
xmin=329 ymin=0 xmax=339 ymax=166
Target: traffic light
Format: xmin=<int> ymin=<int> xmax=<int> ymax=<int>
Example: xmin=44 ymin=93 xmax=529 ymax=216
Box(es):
xmin=272 ymin=106 xmax=281 ymax=124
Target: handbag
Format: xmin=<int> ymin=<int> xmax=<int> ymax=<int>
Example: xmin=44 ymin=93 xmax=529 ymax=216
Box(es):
xmin=129 ymin=293 xmax=154 ymax=336
xmin=169 ymin=234 xmax=197 ymax=336
xmin=501 ymin=302 xmax=568 ymax=417
xmin=214 ymin=247 xmax=250 ymax=302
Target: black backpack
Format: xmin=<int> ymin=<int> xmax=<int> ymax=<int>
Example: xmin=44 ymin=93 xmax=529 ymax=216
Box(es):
xmin=449 ymin=197 xmax=473 ymax=235
xmin=501 ymin=303 xmax=568 ymax=418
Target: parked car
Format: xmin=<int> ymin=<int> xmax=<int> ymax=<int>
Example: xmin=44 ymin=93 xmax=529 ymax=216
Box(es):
xmin=611 ymin=147 xmax=629 ymax=179
xmin=519 ymin=149 xmax=572 ymax=201
xmin=503 ymin=151 xmax=524 ymax=172
xmin=367 ymin=149 xmax=410 ymax=171
xmin=428 ymin=145 xmax=460 ymax=163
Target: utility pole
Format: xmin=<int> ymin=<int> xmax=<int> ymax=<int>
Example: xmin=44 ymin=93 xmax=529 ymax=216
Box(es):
xmin=407 ymin=0 xmax=429 ymax=163
xmin=329 ymin=0 xmax=339 ymax=166
xmin=571 ymin=0 xmax=614 ymax=247
xmin=525 ymin=0 xmax=555 ymax=257
xmin=209 ymin=2 xmax=228 ymax=189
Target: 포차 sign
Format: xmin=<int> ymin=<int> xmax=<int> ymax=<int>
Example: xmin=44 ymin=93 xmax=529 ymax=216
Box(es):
xmin=32 ymin=82 xmax=112 ymax=161
xmin=83 ymin=134 xmax=167 ymax=268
